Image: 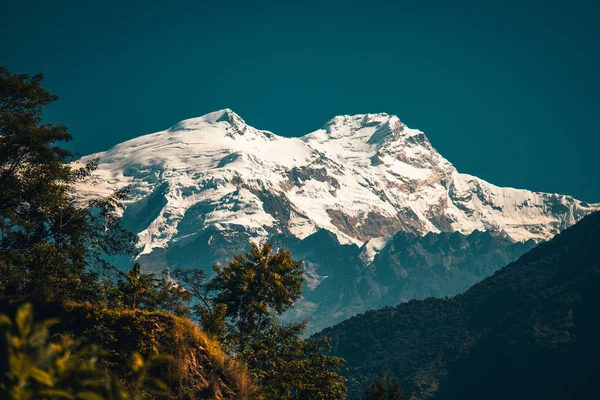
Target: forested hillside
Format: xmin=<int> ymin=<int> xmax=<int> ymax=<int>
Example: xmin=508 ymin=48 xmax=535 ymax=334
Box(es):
xmin=0 ymin=66 xmax=346 ymax=400
xmin=322 ymin=211 xmax=600 ymax=399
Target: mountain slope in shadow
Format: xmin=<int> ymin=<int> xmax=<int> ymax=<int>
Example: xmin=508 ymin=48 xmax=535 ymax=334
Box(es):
xmin=321 ymin=211 xmax=600 ymax=399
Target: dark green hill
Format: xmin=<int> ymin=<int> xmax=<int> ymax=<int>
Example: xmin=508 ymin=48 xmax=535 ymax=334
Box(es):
xmin=320 ymin=211 xmax=600 ymax=399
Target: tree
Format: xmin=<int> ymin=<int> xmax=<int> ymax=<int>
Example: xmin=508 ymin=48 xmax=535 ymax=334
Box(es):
xmin=242 ymin=320 xmax=347 ymax=400
xmin=210 ymin=243 xmax=347 ymax=399
xmin=112 ymin=265 xmax=193 ymax=315
xmin=211 ymin=242 xmax=304 ymax=350
xmin=172 ymin=268 xmax=227 ymax=340
xmin=154 ymin=270 xmax=192 ymax=317
xmin=360 ymin=374 xmax=405 ymax=400
xmin=117 ymin=263 xmax=159 ymax=310
xmin=0 ymin=66 xmax=136 ymax=303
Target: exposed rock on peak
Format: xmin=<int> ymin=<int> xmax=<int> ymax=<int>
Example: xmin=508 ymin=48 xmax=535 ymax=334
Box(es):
xmin=74 ymin=109 xmax=600 ymax=332
xmin=76 ymin=109 xmax=599 ymax=254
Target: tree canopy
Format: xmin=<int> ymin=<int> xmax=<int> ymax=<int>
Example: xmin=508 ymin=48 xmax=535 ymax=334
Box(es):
xmin=0 ymin=66 xmax=136 ymax=302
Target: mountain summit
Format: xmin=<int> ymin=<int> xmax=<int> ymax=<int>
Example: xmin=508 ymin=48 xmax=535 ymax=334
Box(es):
xmin=74 ymin=109 xmax=599 ymax=331
xmin=76 ymin=109 xmax=599 ymax=256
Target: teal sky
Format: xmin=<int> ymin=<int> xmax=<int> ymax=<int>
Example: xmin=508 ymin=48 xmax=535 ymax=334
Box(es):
xmin=2 ymin=0 xmax=599 ymax=201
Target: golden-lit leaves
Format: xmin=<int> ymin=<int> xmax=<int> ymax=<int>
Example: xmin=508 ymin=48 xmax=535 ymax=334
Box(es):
xmin=128 ymin=351 xmax=144 ymax=372
xmin=15 ymin=302 xmax=33 ymax=337
xmin=0 ymin=303 xmax=172 ymax=399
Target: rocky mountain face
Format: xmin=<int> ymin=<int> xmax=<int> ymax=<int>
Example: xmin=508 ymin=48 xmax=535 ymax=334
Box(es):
xmin=74 ymin=109 xmax=599 ymax=331
xmin=277 ymin=229 xmax=536 ymax=333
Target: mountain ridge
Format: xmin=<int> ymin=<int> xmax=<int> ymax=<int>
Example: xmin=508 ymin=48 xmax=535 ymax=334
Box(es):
xmin=75 ymin=108 xmax=599 ymax=252
xmin=73 ymin=109 xmax=599 ymax=331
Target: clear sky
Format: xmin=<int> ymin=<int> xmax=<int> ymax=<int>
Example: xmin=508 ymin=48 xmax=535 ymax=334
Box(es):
xmin=2 ymin=0 xmax=599 ymax=201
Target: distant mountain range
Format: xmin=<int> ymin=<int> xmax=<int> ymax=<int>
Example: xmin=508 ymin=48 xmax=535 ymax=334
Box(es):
xmin=274 ymin=228 xmax=536 ymax=333
xmin=320 ymin=211 xmax=600 ymax=399
xmin=74 ymin=109 xmax=599 ymax=331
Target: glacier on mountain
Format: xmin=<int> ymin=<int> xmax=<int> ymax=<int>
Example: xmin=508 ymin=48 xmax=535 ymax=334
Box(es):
xmin=75 ymin=108 xmax=599 ymax=257
xmin=74 ymin=108 xmax=600 ymax=332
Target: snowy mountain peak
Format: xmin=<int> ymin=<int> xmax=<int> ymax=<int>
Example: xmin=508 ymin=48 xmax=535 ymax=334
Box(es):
xmin=319 ymin=113 xmax=399 ymax=140
xmin=198 ymin=108 xmax=242 ymax=124
xmin=169 ymin=108 xmax=249 ymax=136
xmin=311 ymin=112 xmax=431 ymax=154
xmin=323 ymin=112 xmax=393 ymax=128
xmin=75 ymin=110 xmax=600 ymax=258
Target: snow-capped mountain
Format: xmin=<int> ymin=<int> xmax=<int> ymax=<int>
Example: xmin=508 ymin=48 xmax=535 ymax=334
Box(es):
xmin=76 ymin=108 xmax=599 ymax=256
xmin=75 ymin=109 xmax=599 ymax=332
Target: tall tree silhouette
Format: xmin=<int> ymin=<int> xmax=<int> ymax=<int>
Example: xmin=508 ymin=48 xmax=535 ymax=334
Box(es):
xmin=0 ymin=66 xmax=136 ymax=302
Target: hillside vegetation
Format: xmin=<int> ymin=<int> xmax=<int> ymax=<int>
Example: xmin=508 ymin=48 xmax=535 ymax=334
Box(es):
xmin=322 ymin=211 xmax=600 ymax=399
xmin=0 ymin=301 xmax=258 ymax=399
xmin=0 ymin=66 xmax=347 ymax=399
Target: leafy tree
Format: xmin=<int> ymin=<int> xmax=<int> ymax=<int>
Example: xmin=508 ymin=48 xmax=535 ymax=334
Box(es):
xmin=0 ymin=303 xmax=170 ymax=399
xmin=360 ymin=374 xmax=404 ymax=400
xmin=211 ymin=242 xmax=304 ymax=350
xmin=113 ymin=264 xmax=192 ymax=315
xmin=0 ymin=66 xmax=136 ymax=303
xmin=172 ymin=267 xmax=227 ymax=340
xmin=210 ymin=243 xmax=347 ymax=399
xmin=153 ymin=270 xmax=192 ymax=317
xmin=116 ymin=263 xmax=159 ymax=310
xmin=242 ymin=320 xmax=347 ymax=399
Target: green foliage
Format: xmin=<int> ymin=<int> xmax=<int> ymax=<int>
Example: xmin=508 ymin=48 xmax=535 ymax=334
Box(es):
xmin=174 ymin=244 xmax=347 ymax=398
xmin=198 ymin=303 xmax=228 ymax=342
xmin=323 ymin=211 xmax=600 ymax=400
xmin=21 ymin=303 xmax=261 ymax=399
xmin=0 ymin=66 xmax=136 ymax=303
xmin=359 ymin=374 xmax=404 ymax=400
xmin=0 ymin=303 xmax=170 ymax=399
xmin=153 ymin=272 xmax=192 ymax=317
xmin=110 ymin=264 xmax=191 ymax=316
xmin=199 ymin=242 xmax=347 ymax=399
xmin=242 ymin=320 xmax=347 ymax=399
xmin=117 ymin=263 xmax=159 ymax=310
xmin=211 ymin=242 xmax=304 ymax=349
xmin=172 ymin=268 xmax=225 ymax=338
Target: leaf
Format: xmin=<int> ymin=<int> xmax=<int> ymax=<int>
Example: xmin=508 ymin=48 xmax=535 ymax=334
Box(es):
xmin=10 ymin=335 xmax=23 ymax=349
xmin=147 ymin=354 xmax=171 ymax=367
xmin=8 ymin=352 xmax=31 ymax=377
xmin=30 ymin=367 xmax=54 ymax=387
xmin=128 ymin=352 xmax=144 ymax=372
xmin=42 ymin=318 xmax=61 ymax=329
xmin=143 ymin=377 xmax=169 ymax=395
xmin=0 ymin=314 xmax=11 ymax=328
xmin=28 ymin=325 xmax=49 ymax=347
xmin=38 ymin=389 xmax=74 ymax=399
xmin=76 ymin=391 xmax=105 ymax=400
xmin=16 ymin=303 xmax=34 ymax=337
